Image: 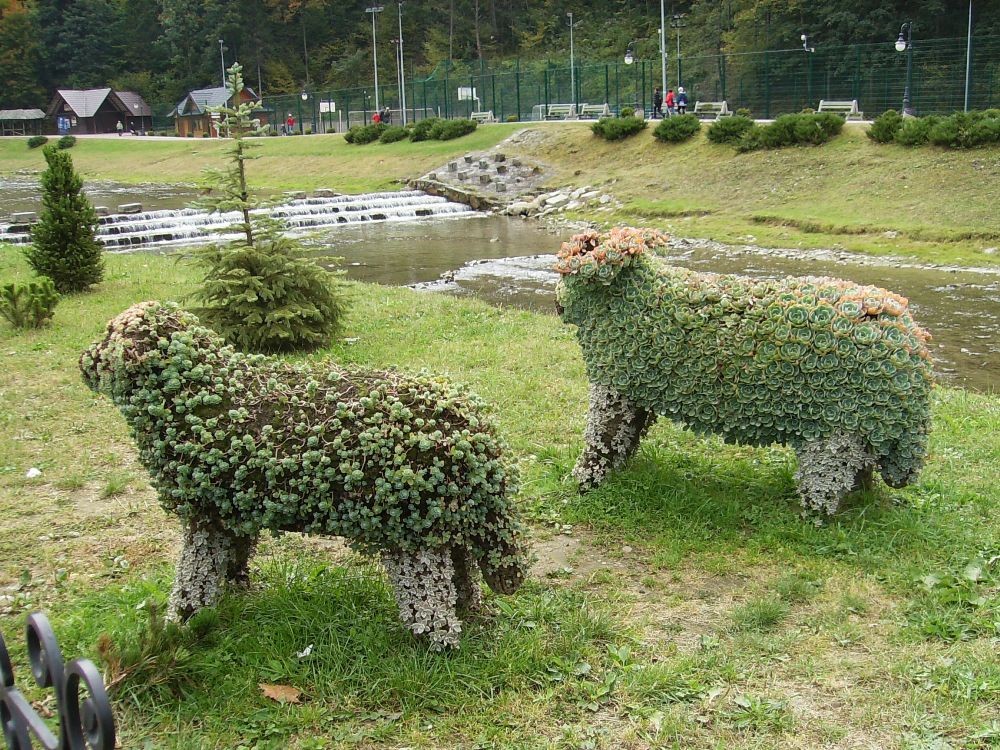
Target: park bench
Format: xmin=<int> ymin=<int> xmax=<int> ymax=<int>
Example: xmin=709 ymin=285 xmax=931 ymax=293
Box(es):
xmin=693 ymin=101 xmax=731 ymax=120
xmin=578 ymin=103 xmax=611 ymax=119
xmin=471 ymin=110 xmax=497 ymax=124
xmin=818 ymin=99 xmax=864 ymax=120
xmin=545 ymin=103 xmax=577 ymax=120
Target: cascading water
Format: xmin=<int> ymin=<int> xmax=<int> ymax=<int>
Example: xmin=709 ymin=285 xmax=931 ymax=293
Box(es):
xmin=0 ymin=190 xmax=475 ymax=250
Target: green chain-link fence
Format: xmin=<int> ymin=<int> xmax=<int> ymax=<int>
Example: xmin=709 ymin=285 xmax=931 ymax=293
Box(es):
xmin=244 ymin=34 xmax=997 ymax=134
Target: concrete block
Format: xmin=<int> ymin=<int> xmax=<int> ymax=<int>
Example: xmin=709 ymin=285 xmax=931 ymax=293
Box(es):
xmin=493 ymin=152 xmax=506 ymax=162
xmin=117 ymin=203 xmax=143 ymax=214
xmin=93 ymin=206 xmax=110 ymax=217
xmin=10 ymin=212 xmax=37 ymax=223
xmin=496 ymin=164 xmax=508 ymax=175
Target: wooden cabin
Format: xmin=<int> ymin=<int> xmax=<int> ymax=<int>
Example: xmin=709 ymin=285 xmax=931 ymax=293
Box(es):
xmin=46 ymin=89 xmax=152 ymax=134
xmin=172 ymin=86 xmax=268 ymax=137
xmin=0 ymin=109 xmax=45 ymax=136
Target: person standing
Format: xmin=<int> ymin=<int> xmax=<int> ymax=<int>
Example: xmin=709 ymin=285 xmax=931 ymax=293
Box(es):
xmin=652 ymin=86 xmax=663 ymax=119
xmin=665 ymin=88 xmax=676 ymax=116
xmin=115 ymin=120 xmax=124 ymax=136
xmin=372 ymin=110 xmax=382 ymax=124
xmin=676 ymin=87 xmax=688 ymax=115
xmin=381 ymin=106 xmax=392 ymax=125
xmin=285 ymin=113 xmax=295 ymax=135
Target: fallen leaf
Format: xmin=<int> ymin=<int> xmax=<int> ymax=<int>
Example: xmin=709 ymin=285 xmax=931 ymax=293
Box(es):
xmin=259 ymin=683 xmax=302 ymax=704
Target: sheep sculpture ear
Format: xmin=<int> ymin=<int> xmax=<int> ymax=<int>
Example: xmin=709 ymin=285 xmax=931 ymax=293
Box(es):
xmin=553 ymin=227 xmax=669 ymax=285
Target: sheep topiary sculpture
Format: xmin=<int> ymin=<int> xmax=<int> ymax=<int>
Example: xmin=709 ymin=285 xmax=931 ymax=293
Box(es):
xmin=80 ymin=302 xmax=527 ymax=649
xmin=555 ymin=228 xmax=934 ymax=514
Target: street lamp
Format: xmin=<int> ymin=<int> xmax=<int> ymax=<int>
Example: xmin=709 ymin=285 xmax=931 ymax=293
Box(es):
xmin=801 ymin=33 xmax=815 ymax=53
xmin=624 ymin=42 xmax=635 ymax=66
xmin=298 ymin=90 xmax=308 ymax=135
xmin=218 ymin=39 xmax=226 ymax=88
xmin=365 ymin=6 xmax=385 ymax=111
xmin=896 ymin=22 xmax=914 ymax=116
xmin=670 ymin=13 xmax=686 ymax=88
xmin=567 ymin=13 xmax=581 ymax=108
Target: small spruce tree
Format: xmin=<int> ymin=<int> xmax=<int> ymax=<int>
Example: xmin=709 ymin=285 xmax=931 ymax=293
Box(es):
xmin=185 ymin=63 xmax=346 ymax=352
xmin=24 ymin=146 xmax=104 ymax=293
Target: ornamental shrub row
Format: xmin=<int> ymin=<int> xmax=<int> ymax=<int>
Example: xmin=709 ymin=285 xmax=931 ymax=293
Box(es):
xmin=345 ymin=117 xmax=478 ymax=145
xmin=870 ymin=109 xmax=1000 ymax=148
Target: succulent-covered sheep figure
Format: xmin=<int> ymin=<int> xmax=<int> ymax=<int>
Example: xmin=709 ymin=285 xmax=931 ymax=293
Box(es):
xmin=80 ymin=302 xmax=526 ymax=649
xmin=555 ymin=228 xmax=934 ymax=514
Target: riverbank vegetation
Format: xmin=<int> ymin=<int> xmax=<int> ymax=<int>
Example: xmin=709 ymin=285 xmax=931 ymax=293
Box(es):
xmin=3 ymin=125 xmax=1000 ymax=268
xmin=0 ymin=247 xmax=997 ymax=748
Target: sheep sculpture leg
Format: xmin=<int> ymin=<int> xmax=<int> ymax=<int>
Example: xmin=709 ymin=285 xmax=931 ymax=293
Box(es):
xmin=382 ymin=548 xmax=463 ymax=651
xmin=451 ymin=547 xmax=483 ymax=613
xmin=573 ymin=383 xmax=656 ymax=491
xmin=794 ymin=433 xmax=877 ymax=515
xmin=167 ymin=521 xmax=247 ymax=621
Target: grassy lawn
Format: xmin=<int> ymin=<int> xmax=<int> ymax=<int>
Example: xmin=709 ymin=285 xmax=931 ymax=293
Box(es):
xmin=1 ymin=247 xmax=998 ymax=748
xmin=0 ymin=125 xmax=523 ymax=194
xmin=3 ymin=124 xmax=1000 ymax=267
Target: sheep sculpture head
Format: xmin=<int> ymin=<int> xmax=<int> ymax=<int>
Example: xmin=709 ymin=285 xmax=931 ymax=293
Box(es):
xmin=555 ymin=228 xmax=934 ymax=514
xmin=81 ymin=301 xmax=527 ymax=649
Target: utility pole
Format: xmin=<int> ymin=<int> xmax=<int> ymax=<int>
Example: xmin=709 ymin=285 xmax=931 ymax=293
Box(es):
xmin=366 ymin=6 xmax=385 ymax=111
xmin=218 ymin=39 xmax=226 ymax=88
xmin=567 ymin=12 xmax=576 ymax=107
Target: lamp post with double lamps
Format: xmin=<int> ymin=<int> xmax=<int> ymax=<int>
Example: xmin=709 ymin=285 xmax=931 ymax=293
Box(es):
xmin=896 ymin=22 xmax=914 ymax=116
xmin=366 ymin=6 xmax=385 ymax=111
xmin=567 ymin=12 xmax=582 ymax=109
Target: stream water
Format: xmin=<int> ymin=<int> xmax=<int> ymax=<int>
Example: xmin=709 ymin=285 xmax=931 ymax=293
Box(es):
xmin=2 ymin=177 xmax=996 ymax=392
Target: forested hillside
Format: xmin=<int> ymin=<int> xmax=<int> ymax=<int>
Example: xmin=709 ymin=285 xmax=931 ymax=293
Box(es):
xmin=2 ymin=0 xmax=999 ymax=109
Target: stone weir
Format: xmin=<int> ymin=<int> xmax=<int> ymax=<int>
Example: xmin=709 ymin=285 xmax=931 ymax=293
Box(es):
xmin=0 ymin=190 xmax=475 ymax=250
xmin=410 ymin=148 xmax=549 ymax=211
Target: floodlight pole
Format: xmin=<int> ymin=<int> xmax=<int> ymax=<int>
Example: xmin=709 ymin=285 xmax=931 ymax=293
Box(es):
xmin=567 ymin=12 xmax=576 ymax=107
xmin=398 ymin=2 xmax=407 ymax=124
xmin=964 ymin=1 xmax=973 ymax=112
xmin=366 ymin=6 xmax=385 ymax=111
xmin=659 ymin=0 xmax=667 ymax=107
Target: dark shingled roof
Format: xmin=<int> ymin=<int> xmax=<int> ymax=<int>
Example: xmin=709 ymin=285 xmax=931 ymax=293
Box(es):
xmin=113 ymin=91 xmax=152 ymax=118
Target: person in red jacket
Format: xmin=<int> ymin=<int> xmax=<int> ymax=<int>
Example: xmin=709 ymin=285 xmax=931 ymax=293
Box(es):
xmin=665 ymin=88 xmax=676 ymax=116
xmin=372 ymin=111 xmax=382 ymax=124
xmin=285 ymin=113 xmax=295 ymax=135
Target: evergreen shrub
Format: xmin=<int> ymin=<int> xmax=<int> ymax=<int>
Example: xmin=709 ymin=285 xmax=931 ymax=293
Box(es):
xmin=736 ymin=113 xmax=843 ymax=152
xmin=343 ymin=123 xmax=385 ymax=144
xmin=27 ymin=135 xmax=48 ymax=149
xmin=378 ymin=125 xmax=409 ymax=143
xmin=57 ymin=135 xmax=77 ymax=149
xmin=429 ymin=118 xmax=477 ymax=140
xmin=735 ymin=107 xmax=752 ymax=118
xmin=619 ymin=107 xmax=635 ymax=117
xmin=894 ymin=116 xmax=939 ymax=147
xmin=928 ymin=110 xmax=1000 ymax=148
xmin=184 ymin=64 xmax=346 ymax=353
xmin=24 ymin=146 xmax=104 ymax=293
xmin=409 ymin=117 xmax=442 ymax=141
xmin=706 ymin=115 xmax=754 ymax=144
xmin=591 ymin=116 xmax=647 ymax=141
xmin=867 ymin=109 xmax=903 ymax=143
xmin=0 ymin=277 xmax=60 ymax=329
xmin=652 ymin=114 xmax=701 ymax=143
